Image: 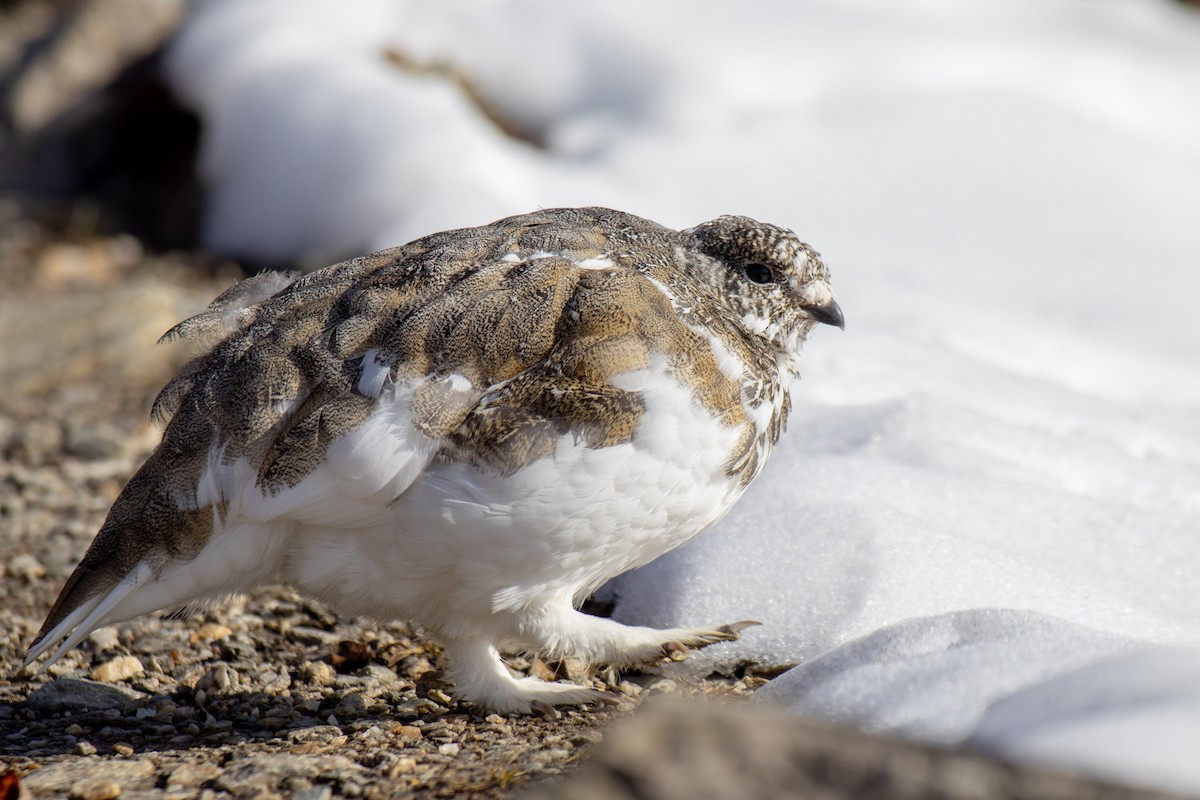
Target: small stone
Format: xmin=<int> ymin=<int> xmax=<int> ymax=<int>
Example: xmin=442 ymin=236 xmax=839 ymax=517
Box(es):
xmin=27 ymin=678 xmax=145 ymax=713
xmin=360 ymin=664 xmax=400 ymax=685
xmin=65 ymin=723 xmax=84 ymax=736
xmin=333 ymin=692 xmax=368 ymax=719
xmin=69 ymin=780 xmax=122 ymax=800
xmin=437 ymin=743 xmax=460 ymax=757
xmin=8 ymin=553 xmax=45 ymax=581
xmin=166 ymin=763 xmax=223 ymax=789
xmin=292 ymin=787 xmax=333 ymax=800
xmin=64 ymin=422 xmax=126 ymax=460
xmin=90 ymin=655 xmax=144 ymax=683
xmin=393 ymin=725 xmax=422 ymax=740
xmin=87 ymin=627 xmax=121 ymax=652
xmin=75 ymin=741 xmax=97 ymax=756
xmin=646 ymin=678 xmax=678 ymax=695
xmin=298 ymin=660 xmax=336 ymax=687
xmin=357 ymin=726 xmax=387 ymax=744
xmin=426 ymin=688 xmax=453 ymax=706
xmin=24 ymin=760 xmax=154 ymax=795
xmin=195 ymin=663 xmax=240 ymax=694
xmin=188 ymin=622 xmax=232 ymax=644
xmin=388 ymin=758 xmax=417 ymax=776
xmin=111 ymin=743 xmax=135 ymax=756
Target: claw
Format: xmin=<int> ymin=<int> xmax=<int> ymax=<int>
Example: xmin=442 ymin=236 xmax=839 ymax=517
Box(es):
xmin=530 ymin=700 xmax=561 ymax=719
xmin=591 ymin=691 xmax=621 ymax=707
xmin=662 ymin=641 xmax=691 ymax=661
xmin=716 ymin=619 xmax=762 ymax=638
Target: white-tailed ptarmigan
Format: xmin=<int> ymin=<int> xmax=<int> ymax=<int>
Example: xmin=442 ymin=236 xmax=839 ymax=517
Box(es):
xmin=24 ymin=207 xmax=842 ymax=713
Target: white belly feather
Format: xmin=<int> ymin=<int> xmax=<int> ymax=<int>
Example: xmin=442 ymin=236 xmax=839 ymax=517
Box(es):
xmin=277 ymin=360 xmax=747 ymax=637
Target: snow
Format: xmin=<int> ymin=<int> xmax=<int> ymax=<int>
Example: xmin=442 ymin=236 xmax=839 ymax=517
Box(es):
xmin=165 ymin=0 xmax=1200 ymax=792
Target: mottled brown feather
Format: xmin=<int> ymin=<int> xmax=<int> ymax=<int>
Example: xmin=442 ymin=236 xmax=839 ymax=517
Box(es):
xmin=32 ymin=206 xmax=837 ymax=647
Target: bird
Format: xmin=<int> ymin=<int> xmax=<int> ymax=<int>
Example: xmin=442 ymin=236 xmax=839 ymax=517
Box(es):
xmin=24 ymin=207 xmax=842 ymax=713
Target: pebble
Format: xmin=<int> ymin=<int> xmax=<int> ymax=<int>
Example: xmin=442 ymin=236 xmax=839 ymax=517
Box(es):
xmin=292 ymin=787 xmax=333 ymax=800
xmin=393 ymin=725 xmax=422 ymax=740
xmin=87 ymin=626 xmax=121 ymax=652
xmin=195 ymin=663 xmax=240 ymax=694
xmin=27 ymin=678 xmax=145 ymax=713
xmin=188 ymin=622 xmax=233 ymax=643
xmin=90 ymin=654 xmax=144 ymax=682
xmin=23 ymin=760 xmax=155 ymax=795
xmin=298 ymin=660 xmax=336 ymax=687
xmin=64 ymin=421 xmax=126 ymax=460
xmin=7 ymin=552 xmax=46 ymax=581
xmin=68 ymin=780 xmax=122 ymax=800
xmin=437 ymin=743 xmax=461 ymax=757
xmin=166 ymin=763 xmax=223 ymax=789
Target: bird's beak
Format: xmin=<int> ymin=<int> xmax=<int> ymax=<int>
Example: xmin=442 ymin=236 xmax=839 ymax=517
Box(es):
xmin=807 ymin=300 xmax=845 ymax=330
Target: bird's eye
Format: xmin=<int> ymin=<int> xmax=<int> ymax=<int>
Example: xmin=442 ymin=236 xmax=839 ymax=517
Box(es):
xmin=744 ymin=263 xmax=774 ymax=284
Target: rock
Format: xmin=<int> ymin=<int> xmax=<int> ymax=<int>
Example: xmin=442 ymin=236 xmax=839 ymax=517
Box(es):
xmin=23 ymin=760 xmax=155 ymax=795
xmin=7 ymin=553 xmax=45 ymax=581
xmin=87 ymin=627 xmax=121 ymax=653
xmin=68 ymin=779 xmax=121 ymax=800
xmin=298 ymin=660 xmax=336 ymax=687
xmin=64 ymin=421 xmax=127 ymax=460
xmin=437 ymin=743 xmax=461 ymax=757
xmin=187 ymin=622 xmax=232 ymax=643
xmin=165 ymin=763 xmax=223 ymax=790
xmin=216 ymin=754 xmax=362 ymax=796
xmin=89 ymin=655 xmax=144 ymax=682
xmin=292 ymin=786 xmax=333 ymax=800
xmin=518 ymin=701 xmax=1183 ymax=800
xmin=393 ymin=725 xmax=422 ymax=740
xmin=360 ymin=664 xmax=401 ymax=686
xmin=195 ymin=662 xmax=240 ymax=695
xmin=26 ymin=678 xmax=145 ymax=713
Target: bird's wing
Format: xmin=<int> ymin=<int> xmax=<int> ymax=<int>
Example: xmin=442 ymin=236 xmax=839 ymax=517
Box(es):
xmin=27 ymin=215 xmax=627 ymax=657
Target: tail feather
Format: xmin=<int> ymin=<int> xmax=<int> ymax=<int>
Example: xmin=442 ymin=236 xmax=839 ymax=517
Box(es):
xmin=23 ymin=520 xmax=290 ymax=672
xmin=23 ymin=562 xmax=153 ymax=671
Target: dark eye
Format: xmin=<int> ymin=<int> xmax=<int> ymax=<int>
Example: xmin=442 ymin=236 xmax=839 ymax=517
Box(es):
xmin=744 ymin=263 xmax=774 ymax=284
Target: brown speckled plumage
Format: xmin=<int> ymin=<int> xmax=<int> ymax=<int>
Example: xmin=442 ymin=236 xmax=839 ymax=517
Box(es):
xmin=28 ymin=207 xmax=841 ymax=713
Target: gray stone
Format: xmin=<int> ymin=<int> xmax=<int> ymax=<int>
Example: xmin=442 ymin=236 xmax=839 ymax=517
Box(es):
xmin=216 ymin=754 xmax=361 ymax=795
xmin=518 ymin=700 xmax=1184 ymax=800
xmin=22 ymin=759 xmax=156 ymax=794
xmin=26 ymin=678 xmax=146 ymax=714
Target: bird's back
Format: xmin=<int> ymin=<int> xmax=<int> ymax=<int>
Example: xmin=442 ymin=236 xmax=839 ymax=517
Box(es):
xmin=26 ymin=207 xmax=783 ymax=665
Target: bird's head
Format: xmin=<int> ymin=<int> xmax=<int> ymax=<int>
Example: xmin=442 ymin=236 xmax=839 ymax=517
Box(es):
xmin=688 ymin=215 xmax=843 ymax=356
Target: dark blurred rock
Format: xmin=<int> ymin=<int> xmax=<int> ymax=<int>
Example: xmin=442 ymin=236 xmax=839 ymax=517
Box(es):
xmin=522 ymin=700 xmax=1187 ymax=800
xmin=26 ymin=677 xmax=145 ymax=714
xmin=0 ymin=0 xmax=201 ymax=251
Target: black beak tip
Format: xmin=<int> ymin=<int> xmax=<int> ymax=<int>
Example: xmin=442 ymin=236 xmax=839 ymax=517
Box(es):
xmin=809 ymin=300 xmax=845 ymax=330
